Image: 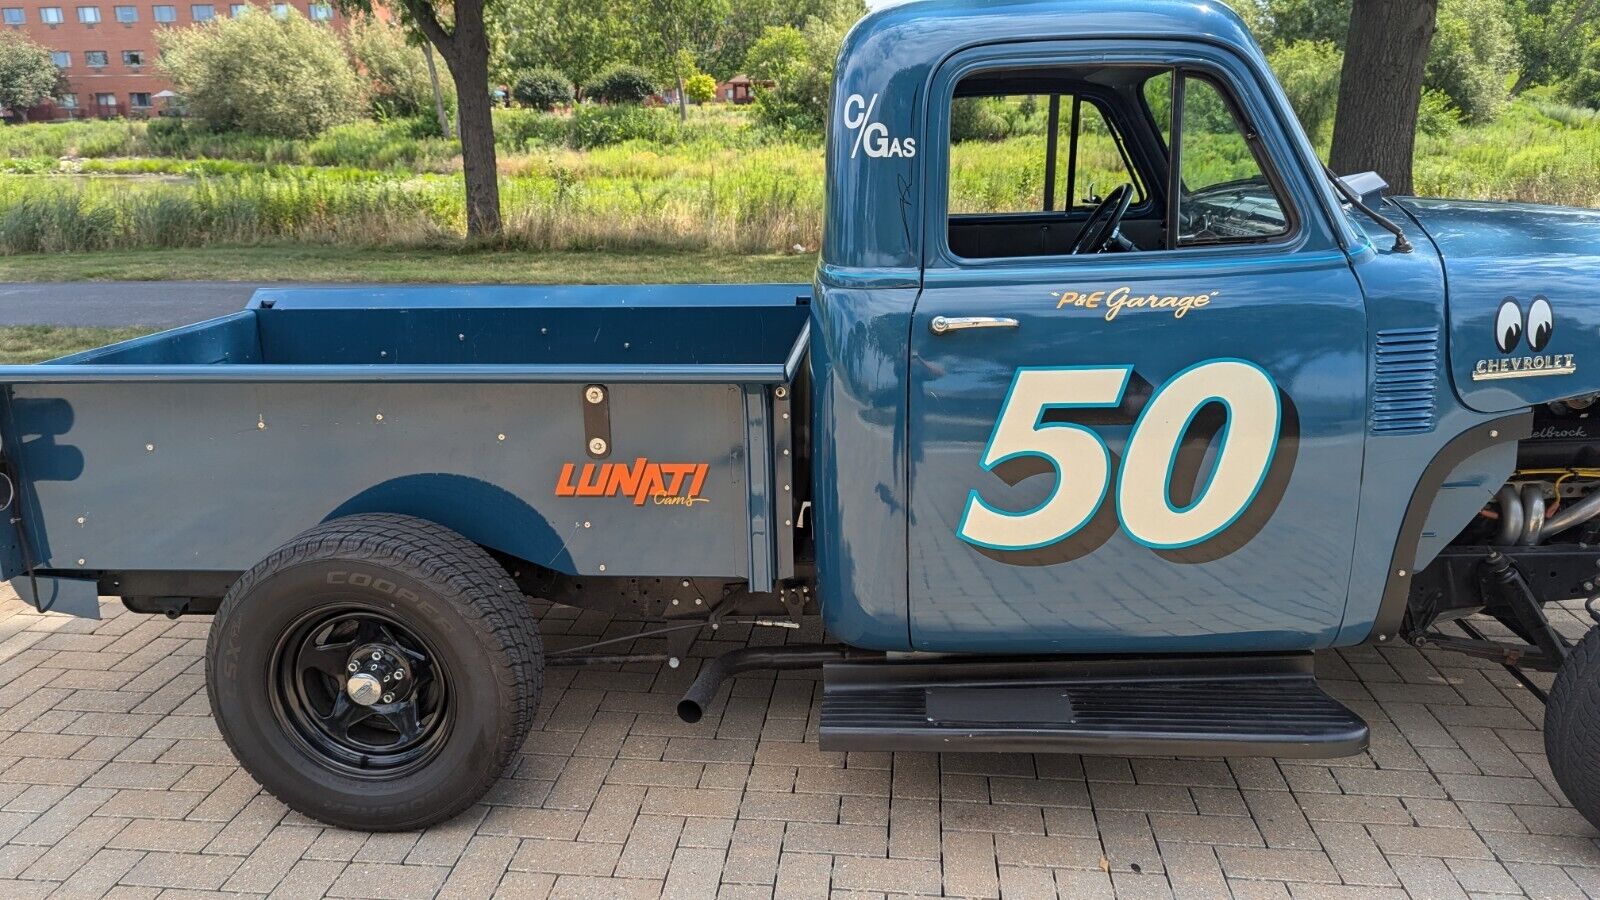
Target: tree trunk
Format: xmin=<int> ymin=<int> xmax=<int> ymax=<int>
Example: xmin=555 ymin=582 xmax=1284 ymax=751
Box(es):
xmin=449 ymin=53 xmax=502 ymax=237
xmin=676 ymin=71 xmax=688 ymax=122
xmin=1328 ymin=0 xmax=1439 ymax=196
xmin=423 ymin=43 xmax=452 ymax=139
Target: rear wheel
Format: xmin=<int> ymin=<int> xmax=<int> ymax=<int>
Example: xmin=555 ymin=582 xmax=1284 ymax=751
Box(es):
xmin=206 ymin=514 xmax=542 ymax=830
xmin=1546 ymin=626 xmax=1600 ymax=829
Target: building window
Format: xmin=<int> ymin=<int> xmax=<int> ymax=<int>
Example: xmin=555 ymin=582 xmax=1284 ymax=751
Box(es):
xmin=50 ymin=50 xmax=70 ymax=67
xmin=129 ymin=92 xmax=150 ymax=108
xmin=122 ymin=49 xmax=142 ymax=66
xmin=269 ymin=2 xmax=287 ymax=15
xmin=77 ymin=5 xmax=100 ymax=23
xmin=229 ymin=2 xmax=245 ymax=14
xmin=308 ymin=3 xmax=332 ymax=20
xmin=113 ymin=5 xmax=135 ymax=21
xmin=2 ymin=8 xmax=23 ymax=24
xmin=152 ymin=4 xmax=175 ymax=21
xmin=40 ymin=7 xmax=64 ymax=24
xmin=190 ymin=3 xmax=213 ymax=20
xmin=59 ymin=93 xmax=78 ymax=108
xmin=84 ymin=50 xmax=107 ymax=67
xmin=95 ymin=92 xmax=116 ymax=107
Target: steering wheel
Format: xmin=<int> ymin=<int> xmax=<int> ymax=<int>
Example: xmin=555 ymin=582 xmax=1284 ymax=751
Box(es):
xmin=1068 ymin=183 xmax=1135 ymax=254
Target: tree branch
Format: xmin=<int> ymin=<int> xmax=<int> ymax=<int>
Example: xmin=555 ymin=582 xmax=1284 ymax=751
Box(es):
xmin=397 ymin=0 xmax=456 ymax=62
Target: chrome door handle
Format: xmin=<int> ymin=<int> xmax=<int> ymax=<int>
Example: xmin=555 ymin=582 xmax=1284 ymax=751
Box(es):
xmin=929 ymin=315 xmax=1020 ymax=335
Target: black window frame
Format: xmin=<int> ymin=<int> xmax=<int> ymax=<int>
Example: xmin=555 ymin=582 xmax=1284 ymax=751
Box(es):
xmin=1144 ymin=66 xmax=1301 ymax=251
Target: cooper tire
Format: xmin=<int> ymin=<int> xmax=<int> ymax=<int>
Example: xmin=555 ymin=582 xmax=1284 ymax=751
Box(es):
xmin=1546 ymin=625 xmax=1600 ymax=830
xmin=206 ymin=514 xmax=542 ymax=830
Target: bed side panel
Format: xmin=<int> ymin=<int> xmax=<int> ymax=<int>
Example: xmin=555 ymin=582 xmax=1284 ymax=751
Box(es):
xmin=9 ymin=381 xmax=752 ymax=580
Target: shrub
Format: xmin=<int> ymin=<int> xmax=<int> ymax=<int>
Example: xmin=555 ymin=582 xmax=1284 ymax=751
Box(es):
xmin=1268 ymin=40 xmax=1343 ymax=145
xmin=157 ymin=8 xmax=365 ymax=138
xmin=584 ymin=65 xmax=656 ymax=105
xmin=513 ymin=68 xmax=573 ymax=111
xmin=348 ymin=16 xmax=454 ymax=125
xmin=950 ymin=98 xmax=1013 ymax=143
xmin=1416 ymin=88 xmax=1462 ymax=137
xmin=685 ymin=72 xmax=717 ymax=105
xmin=571 ymin=105 xmax=675 ymax=148
xmin=494 ymin=107 xmax=573 ymax=148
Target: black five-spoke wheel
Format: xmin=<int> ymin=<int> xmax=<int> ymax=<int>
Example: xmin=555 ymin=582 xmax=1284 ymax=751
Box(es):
xmin=272 ymin=608 xmax=451 ymax=776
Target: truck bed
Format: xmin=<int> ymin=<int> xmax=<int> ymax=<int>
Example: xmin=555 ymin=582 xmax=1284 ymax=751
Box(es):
xmin=0 ymin=284 xmax=810 ymax=607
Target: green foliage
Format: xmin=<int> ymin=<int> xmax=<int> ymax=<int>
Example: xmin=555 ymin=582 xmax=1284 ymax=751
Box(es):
xmin=491 ymin=0 xmax=637 ymax=89
xmin=1427 ymin=0 xmax=1519 ymax=123
xmin=0 ymin=32 xmax=60 ymax=121
xmin=348 ymin=16 xmax=453 ymax=124
xmin=157 ymin=9 xmax=365 ymax=138
xmin=1416 ymin=88 xmax=1462 ymax=136
xmin=571 ymin=105 xmax=676 ymax=147
xmin=513 ymin=69 xmax=574 ymax=111
xmin=1565 ymin=34 xmax=1600 ymax=107
xmin=1512 ymin=1 xmax=1599 ymax=90
xmin=1268 ymin=40 xmax=1343 ymax=144
xmin=745 ymin=15 xmax=848 ymax=134
xmin=494 ymin=108 xmax=575 ymax=148
xmin=584 ymin=65 xmax=657 ymax=104
xmin=685 ymin=73 xmax=717 ymax=104
xmin=1250 ymin=0 xmax=1352 ymax=50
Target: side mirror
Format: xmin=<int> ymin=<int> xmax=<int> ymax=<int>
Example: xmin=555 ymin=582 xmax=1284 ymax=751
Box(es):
xmin=1336 ymin=171 xmax=1389 ymax=208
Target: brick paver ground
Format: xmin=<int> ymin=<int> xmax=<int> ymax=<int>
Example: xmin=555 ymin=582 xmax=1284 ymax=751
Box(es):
xmin=0 ymin=587 xmax=1595 ymax=899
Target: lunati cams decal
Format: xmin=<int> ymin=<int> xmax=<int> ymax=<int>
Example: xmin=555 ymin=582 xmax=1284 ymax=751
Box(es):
xmin=1051 ymin=286 xmax=1218 ymax=321
xmin=555 ymin=459 xmax=711 ymax=507
xmin=1473 ymin=295 xmax=1577 ymax=381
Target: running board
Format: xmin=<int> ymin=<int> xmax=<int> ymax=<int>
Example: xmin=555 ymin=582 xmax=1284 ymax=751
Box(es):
xmin=819 ymin=653 xmax=1368 ymax=758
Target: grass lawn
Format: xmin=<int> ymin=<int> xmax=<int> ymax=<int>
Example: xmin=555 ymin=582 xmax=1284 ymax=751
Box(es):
xmin=0 ymin=246 xmax=819 ymax=285
xmin=0 ymin=326 xmax=157 ymax=363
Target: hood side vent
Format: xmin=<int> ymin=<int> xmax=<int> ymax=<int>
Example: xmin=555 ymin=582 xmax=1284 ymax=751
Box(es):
xmin=1372 ymin=326 xmax=1440 ymax=435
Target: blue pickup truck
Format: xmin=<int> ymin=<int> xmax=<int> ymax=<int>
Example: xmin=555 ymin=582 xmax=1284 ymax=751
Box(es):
xmin=7 ymin=0 xmax=1600 ymax=832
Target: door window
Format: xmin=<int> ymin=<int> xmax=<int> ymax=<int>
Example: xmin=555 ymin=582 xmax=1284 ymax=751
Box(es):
xmin=948 ymin=93 xmax=1140 ymax=215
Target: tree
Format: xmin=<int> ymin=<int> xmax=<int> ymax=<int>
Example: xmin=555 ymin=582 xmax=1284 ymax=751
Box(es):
xmin=685 ymin=72 xmax=716 ymax=104
xmin=348 ymin=15 xmax=455 ymax=125
xmin=1426 ymin=0 xmax=1518 ymax=123
xmin=157 ymin=10 xmax=364 ymax=138
xmin=0 ymin=32 xmax=61 ymax=122
xmin=1512 ymin=0 xmax=1600 ymax=94
xmin=745 ymin=13 xmax=850 ymax=133
xmin=491 ymin=0 xmax=637 ymax=95
xmin=1267 ymin=40 xmax=1343 ymax=145
xmin=337 ymin=0 xmax=501 ymax=236
xmin=512 ymin=68 xmax=572 ymax=110
xmin=1328 ymin=0 xmax=1438 ymax=194
xmin=632 ymin=0 xmax=731 ymax=121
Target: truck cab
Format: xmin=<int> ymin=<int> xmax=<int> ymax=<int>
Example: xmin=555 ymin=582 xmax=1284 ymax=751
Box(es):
xmin=815 ymin=0 xmax=1383 ymax=655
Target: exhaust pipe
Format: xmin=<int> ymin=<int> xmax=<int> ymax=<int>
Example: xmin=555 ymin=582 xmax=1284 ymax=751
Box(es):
xmin=676 ymin=645 xmax=883 ymax=723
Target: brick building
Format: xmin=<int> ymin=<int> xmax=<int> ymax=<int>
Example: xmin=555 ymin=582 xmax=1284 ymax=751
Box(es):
xmin=1 ymin=1 xmax=350 ymax=120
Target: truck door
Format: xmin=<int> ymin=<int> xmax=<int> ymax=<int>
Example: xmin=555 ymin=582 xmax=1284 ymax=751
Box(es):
xmin=907 ymin=47 xmax=1369 ymax=653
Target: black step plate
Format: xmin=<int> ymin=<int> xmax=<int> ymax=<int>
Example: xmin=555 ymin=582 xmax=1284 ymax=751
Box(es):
xmin=820 ymin=653 xmax=1368 ymax=758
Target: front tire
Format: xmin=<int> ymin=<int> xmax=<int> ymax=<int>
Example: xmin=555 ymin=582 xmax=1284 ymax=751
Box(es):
xmin=206 ymin=514 xmax=542 ymax=830
xmin=1546 ymin=625 xmax=1600 ymax=829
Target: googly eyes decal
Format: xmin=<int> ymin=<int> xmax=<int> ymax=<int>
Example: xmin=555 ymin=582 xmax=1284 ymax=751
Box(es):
xmin=1528 ymin=295 xmax=1554 ymax=352
xmin=1496 ymin=298 xmax=1523 ymax=354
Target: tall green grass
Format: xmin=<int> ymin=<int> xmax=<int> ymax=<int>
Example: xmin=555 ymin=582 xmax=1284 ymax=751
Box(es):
xmin=5 ymin=94 xmax=1600 ymax=256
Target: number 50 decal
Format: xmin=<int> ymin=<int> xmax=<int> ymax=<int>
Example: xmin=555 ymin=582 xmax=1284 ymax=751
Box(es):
xmin=958 ymin=359 xmax=1292 ymax=557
